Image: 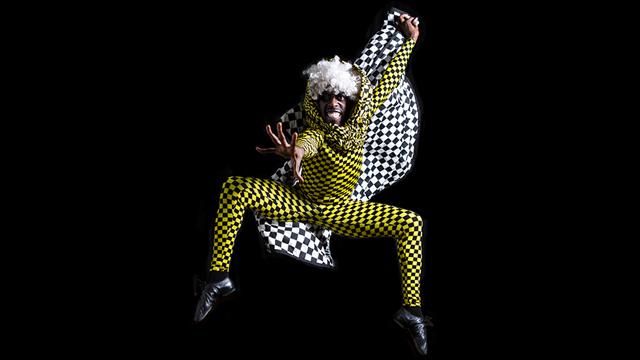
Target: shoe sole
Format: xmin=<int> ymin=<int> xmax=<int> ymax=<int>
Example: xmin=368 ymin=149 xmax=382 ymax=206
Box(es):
xmin=394 ymin=318 xmax=428 ymax=356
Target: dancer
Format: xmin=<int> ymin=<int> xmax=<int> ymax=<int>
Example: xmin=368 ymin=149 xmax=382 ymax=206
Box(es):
xmin=195 ymin=11 xmax=430 ymax=356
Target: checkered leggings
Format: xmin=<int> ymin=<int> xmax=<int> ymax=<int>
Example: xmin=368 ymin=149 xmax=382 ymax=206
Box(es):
xmin=210 ymin=176 xmax=424 ymax=307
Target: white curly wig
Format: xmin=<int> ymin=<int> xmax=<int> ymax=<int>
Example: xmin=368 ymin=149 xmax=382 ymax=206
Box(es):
xmin=303 ymin=56 xmax=361 ymax=101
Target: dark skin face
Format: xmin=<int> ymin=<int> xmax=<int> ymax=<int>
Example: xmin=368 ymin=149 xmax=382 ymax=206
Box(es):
xmin=318 ymin=92 xmax=353 ymax=126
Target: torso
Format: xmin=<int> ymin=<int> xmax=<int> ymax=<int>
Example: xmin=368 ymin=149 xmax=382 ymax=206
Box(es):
xmin=298 ymin=144 xmax=364 ymax=205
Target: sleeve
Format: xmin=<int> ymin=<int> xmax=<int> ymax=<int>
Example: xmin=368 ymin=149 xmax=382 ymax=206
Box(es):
xmin=296 ymin=128 xmax=325 ymax=160
xmin=371 ymin=38 xmax=416 ymax=111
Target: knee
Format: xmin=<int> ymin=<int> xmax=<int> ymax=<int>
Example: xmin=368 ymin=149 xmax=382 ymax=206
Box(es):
xmin=221 ymin=176 xmax=247 ymax=195
xmin=403 ymin=212 xmax=424 ymax=235
xmin=224 ymin=175 xmax=244 ymax=184
xmin=410 ymin=212 xmax=423 ymax=228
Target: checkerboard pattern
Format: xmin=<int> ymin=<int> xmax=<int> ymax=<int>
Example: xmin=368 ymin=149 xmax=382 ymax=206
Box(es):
xmin=320 ymin=199 xmax=424 ymax=307
xmin=212 ymin=175 xmax=424 ymax=306
xmin=208 ymin=7 xmax=425 ymax=306
xmin=211 ymin=176 xmax=317 ymax=271
xmin=255 ymin=7 xmax=422 ymax=268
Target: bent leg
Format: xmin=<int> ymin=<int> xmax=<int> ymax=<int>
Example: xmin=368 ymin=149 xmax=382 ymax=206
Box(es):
xmin=319 ymin=200 xmax=424 ymax=307
xmin=210 ymin=176 xmax=315 ymax=272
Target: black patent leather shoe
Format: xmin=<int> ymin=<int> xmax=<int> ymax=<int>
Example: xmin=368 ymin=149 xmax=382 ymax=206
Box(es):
xmin=393 ymin=308 xmax=433 ymax=356
xmin=193 ymin=277 xmax=236 ymax=323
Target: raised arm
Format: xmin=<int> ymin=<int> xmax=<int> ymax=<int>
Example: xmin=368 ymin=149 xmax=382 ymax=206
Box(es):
xmin=371 ymin=13 xmax=420 ymax=110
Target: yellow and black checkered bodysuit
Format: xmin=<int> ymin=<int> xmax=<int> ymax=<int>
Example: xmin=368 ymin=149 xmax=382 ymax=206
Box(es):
xmin=210 ymin=38 xmax=423 ymax=307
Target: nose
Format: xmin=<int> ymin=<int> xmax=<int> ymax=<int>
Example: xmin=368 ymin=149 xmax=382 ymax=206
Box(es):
xmin=329 ymin=96 xmax=340 ymax=106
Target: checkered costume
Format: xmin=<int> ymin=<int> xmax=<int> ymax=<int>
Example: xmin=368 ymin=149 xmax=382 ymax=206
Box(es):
xmin=210 ymin=9 xmax=424 ymax=307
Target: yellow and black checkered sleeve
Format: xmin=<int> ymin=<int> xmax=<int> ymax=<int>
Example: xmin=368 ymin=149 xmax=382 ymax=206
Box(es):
xmin=371 ymin=38 xmax=416 ymax=111
xmin=297 ymin=128 xmax=325 ymax=159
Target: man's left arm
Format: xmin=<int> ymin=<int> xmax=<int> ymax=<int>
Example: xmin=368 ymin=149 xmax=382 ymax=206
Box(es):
xmin=371 ymin=14 xmax=420 ymax=111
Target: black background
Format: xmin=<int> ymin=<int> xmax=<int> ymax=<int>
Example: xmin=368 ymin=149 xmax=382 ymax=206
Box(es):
xmin=59 ymin=0 xmax=542 ymax=358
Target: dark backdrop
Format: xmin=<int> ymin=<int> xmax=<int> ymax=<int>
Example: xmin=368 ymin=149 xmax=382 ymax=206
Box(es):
xmin=77 ymin=1 xmax=527 ymax=358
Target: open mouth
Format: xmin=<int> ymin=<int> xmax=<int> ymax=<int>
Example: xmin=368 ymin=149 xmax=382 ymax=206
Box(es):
xmin=325 ymin=108 xmax=343 ymax=122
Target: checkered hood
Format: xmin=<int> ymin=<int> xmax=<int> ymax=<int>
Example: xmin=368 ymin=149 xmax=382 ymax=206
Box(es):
xmin=255 ymin=8 xmax=421 ymax=268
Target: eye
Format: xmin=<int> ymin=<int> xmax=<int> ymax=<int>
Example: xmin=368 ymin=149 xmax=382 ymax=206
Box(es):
xmin=321 ymin=92 xmax=332 ymax=102
xmin=335 ymin=94 xmax=345 ymax=101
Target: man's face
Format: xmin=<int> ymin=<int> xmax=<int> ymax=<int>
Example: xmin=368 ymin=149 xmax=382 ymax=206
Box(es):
xmin=318 ymin=92 xmax=351 ymax=126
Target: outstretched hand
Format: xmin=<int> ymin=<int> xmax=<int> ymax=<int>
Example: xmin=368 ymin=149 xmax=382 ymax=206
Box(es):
xmin=256 ymin=122 xmax=305 ymax=183
xmin=397 ymin=13 xmax=420 ymax=41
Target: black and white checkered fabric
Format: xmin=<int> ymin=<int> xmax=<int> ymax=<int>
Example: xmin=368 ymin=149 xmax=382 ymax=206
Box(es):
xmin=255 ymin=8 xmax=421 ymax=268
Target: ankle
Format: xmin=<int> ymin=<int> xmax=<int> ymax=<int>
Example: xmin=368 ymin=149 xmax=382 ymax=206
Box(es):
xmin=207 ymin=271 xmax=229 ymax=283
xmin=403 ymin=306 xmax=423 ymax=318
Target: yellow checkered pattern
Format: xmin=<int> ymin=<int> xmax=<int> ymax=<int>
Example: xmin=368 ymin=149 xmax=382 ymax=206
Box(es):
xmin=297 ymin=39 xmax=416 ymax=205
xmin=299 ymin=38 xmax=416 ymax=154
xmin=210 ymin=38 xmax=423 ymax=307
xmin=210 ymin=176 xmax=423 ymax=307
